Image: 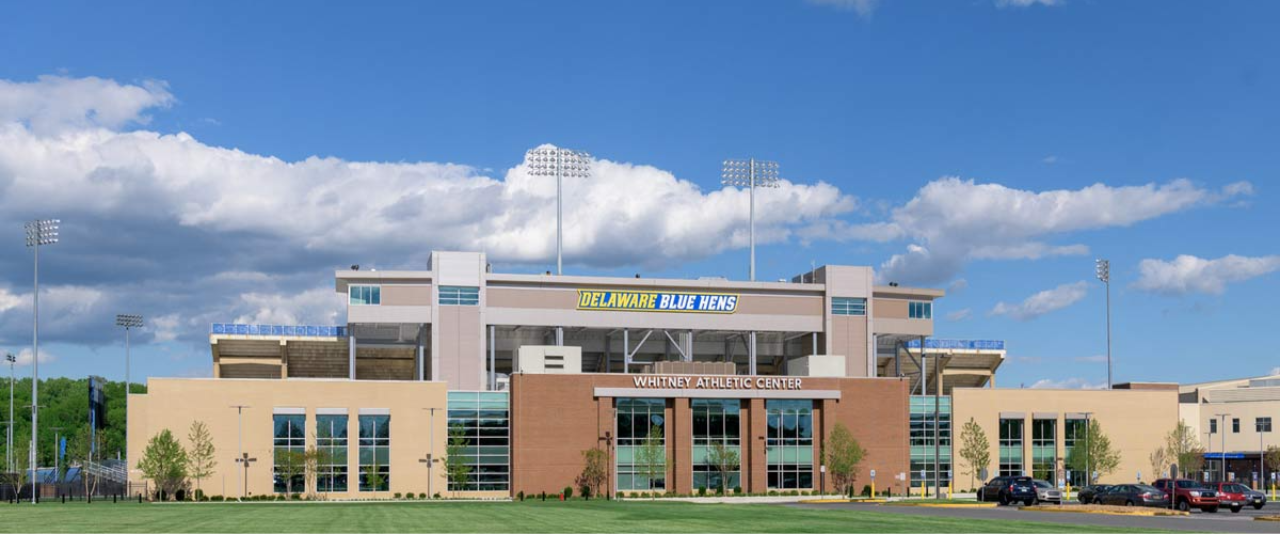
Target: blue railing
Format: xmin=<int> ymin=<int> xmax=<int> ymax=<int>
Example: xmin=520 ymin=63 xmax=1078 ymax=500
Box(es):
xmin=211 ymin=324 xmax=348 ymax=337
xmin=905 ymin=339 xmax=1005 ymax=350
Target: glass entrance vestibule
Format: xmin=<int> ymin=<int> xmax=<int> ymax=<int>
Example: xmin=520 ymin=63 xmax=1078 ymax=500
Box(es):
xmin=611 ymin=397 xmax=816 ymax=493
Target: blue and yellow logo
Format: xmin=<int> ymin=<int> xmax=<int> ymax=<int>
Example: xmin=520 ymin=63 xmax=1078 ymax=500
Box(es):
xmin=576 ymin=290 xmax=739 ymax=314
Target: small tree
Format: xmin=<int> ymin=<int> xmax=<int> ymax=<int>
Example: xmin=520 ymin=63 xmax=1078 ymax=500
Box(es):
xmin=274 ymin=448 xmax=307 ymax=497
xmin=67 ymin=423 xmax=106 ymax=500
xmin=444 ymin=423 xmax=472 ymax=496
xmin=575 ymin=447 xmax=608 ymax=499
xmin=1265 ymin=446 xmax=1280 ymax=485
xmin=1148 ymin=446 xmax=1170 ymax=481
xmin=136 ymin=429 xmax=189 ymax=501
xmin=635 ymin=424 xmax=665 ymax=498
xmin=1164 ymin=421 xmax=1205 ymax=476
xmin=957 ymin=417 xmax=991 ymax=489
xmin=706 ymin=441 xmax=740 ymax=495
xmin=1066 ymin=419 xmax=1120 ymax=483
xmin=303 ymin=444 xmax=323 ymax=498
xmin=823 ymin=423 xmax=866 ymax=497
xmin=4 ymin=439 xmax=30 ymax=494
xmin=187 ymin=420 xmax=217 ymax=497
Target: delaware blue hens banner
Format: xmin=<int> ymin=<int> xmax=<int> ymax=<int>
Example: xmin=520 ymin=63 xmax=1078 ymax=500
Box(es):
xmin=576 ymin=289 xmax=739 ymax=314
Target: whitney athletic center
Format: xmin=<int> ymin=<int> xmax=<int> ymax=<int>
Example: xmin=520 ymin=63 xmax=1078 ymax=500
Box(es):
xmin=128 ymin=251 xmax=1179 ymax=498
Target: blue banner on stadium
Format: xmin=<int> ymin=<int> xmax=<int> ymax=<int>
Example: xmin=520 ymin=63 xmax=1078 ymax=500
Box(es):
xmin=576 ymin=290 xmax=739 ymax=314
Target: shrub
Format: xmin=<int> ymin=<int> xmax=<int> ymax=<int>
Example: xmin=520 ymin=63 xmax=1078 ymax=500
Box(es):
xmin=540 ymin=491 xmax=546 ymax=501
xmin=518 ymin=491 xmax=525 ymax=501
xmin=209 ymin=495 xmax=223 ymax=502
xmin=615 ymin=491 xmax=624 ymax=500
xmin=419 ymin=492 xmax=427 ymax=499
xmin=434 ymin=492 xmax=442 ymax=499
xmin=734 ymin=486 xmax=743 ymax=495
xmin=394 ymin=492 xmax=402 ymax=499
xmin=698 ymin=486 xmax=707 ymax=497
xmin=291 ymin=493 xmax=301 ymax=500
xmin=563 ymin=486 xmax=573 ymax=499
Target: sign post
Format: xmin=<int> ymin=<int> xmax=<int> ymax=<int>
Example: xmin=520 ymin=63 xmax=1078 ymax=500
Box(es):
xmin=870 ymin=469 xmax=876 ymax=499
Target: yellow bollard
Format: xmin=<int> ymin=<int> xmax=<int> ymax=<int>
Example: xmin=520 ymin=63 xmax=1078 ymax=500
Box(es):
xmin=871 ymin=481 xmax=876 ymax=499
xmin=1065 ymin=483 xmax=1071 ymax=502
xmin=948 ymin=479 xmax=953 ymax=500
xmin=920 ymin=479 xmax=926 ymax=497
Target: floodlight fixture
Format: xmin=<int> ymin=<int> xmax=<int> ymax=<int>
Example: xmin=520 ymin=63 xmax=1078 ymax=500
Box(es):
xmin=721 ymin=158 xmax=782 ymax=282
xmin=525 ymin=146 xmax=592 ymax=276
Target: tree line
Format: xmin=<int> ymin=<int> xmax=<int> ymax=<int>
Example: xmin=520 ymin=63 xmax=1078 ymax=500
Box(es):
xmin=1 ymin=376 xmax=142 ymax=469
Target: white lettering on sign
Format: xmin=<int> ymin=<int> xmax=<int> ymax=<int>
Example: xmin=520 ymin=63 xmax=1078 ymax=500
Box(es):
xmin=631 ymin=375 xmax=803 ymax=390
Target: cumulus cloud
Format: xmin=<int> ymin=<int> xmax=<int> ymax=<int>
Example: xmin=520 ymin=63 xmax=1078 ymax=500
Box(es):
xmin=1029 ymin=377 xmax=1106 ymax=390
xmin=1133 ymin=254 xmax=1280 ymax=296
xmin=806 ymin=0 xmax=879 ymax=17
xmin=0 ymin=75 xmax=173 ymax=134
xmin=843 ymin=178 xmax=1250 ymax=285
xmin=990 ymin=281 xmax=1088 ymax=321
xmin=232 ymin=287 xmax=346 ymax=326
xmin=4 ymin=347 xmax=57 ymax=367
xmin=1272 ymin=367 xmax=1280 ymax=376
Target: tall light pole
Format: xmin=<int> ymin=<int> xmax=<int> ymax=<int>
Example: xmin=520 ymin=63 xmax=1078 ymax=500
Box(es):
xmin=25 ymin=218 xmax=59 ymax=503
xmin=422 ymin=407 xmax=441 ymax=498
xmin=230 ymin=405 xmax=250 ymax=500
xmin=116 ymin=314 xmax=142 ymax=484
xmin=51 ymin=426 xmax=64 ymax=494
xmin=5 ymin=352 xmax=13 ymax=473
xmin=1094 ymin=259 xmax=1113 ymax=389
xmin=722 ymin=159 xmax=780 ymax=282
xmin=1082 ymin=412 xmax=1093 ymax=485
xmin=525 ymin=146 xmax=592 ymax=276
xmin=1215 ymin=413 xmax=1229 ymax=483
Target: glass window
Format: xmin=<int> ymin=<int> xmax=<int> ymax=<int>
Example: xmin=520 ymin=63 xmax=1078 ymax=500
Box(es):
xmin=1258 ymin=417 xmax=1273 ymax=433
xmin=1063 ymin=419 xmax=1087 ymax=486
xmin=616 ymin=398 xmax=666 ymax=491
xmin=767 ymin=399 xmax=814 ymax=490
xmin=447 ymin=391 xmax=510 ymax=492
xmin=999 ymin=418 xmax=1024 ymax=478
xmin=439 ymin=286 xmax=480 ymax=306
xmin=831 ymin=297 xmax=867 ymax=316
xmin=349 ymin=285 xmax=381 ymax=306
xmin=1031 ymin=419 xmax=1056 ymax=484
xmin=273 ymin=414 xmax=306 ymax=493
xmin=909 ymin=301 xmax=933 ymax=319
xmin=1232 ymin=418 xmax=1240 ymax=433
xmin=358 ymin=414 xmax=390 ymax=491
xmin=909 ymin=396 xmax=951 ymax=489
xmin=1210 ymin=419 xmax=1217 ymax=434
xmin=316 ymin=414 xmax=348 ymax=493
xmin=692 ymin=399 xmax=741 ymax=492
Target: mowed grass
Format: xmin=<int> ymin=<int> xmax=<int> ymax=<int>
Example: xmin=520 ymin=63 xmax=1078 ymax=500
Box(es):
xmin=0 ymin=500 xmax=1165 ymax=533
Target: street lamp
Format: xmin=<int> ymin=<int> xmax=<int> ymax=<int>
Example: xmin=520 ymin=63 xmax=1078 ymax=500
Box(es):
xmin=1215 ymin=413 xmax=1229 ymax=483
xmin=1094 ymin=259 xmax=1113 ymax=389
xmin=525 ymin=146 xmax=592 ymax=277
xmin=230 ymin=405 xmax=251 ymax=500
xmin=721 ymin=159 xmax=780 ymax=282
xmin=5 ymin=352 xmax=14 ymax=473
xmin=422 ymin=407 xmax=442 ymax=498
xmin=24 ymin=217 xmax=59 ymax=503
xmin=116 ymin=313 xmax=143 ymax=483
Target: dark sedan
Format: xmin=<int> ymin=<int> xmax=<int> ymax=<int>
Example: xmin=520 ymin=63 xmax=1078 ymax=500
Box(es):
xmin=1094 ymin=484 xmax=1170 ymax=508
xmin=1077 ymin=484 xmax=1113 ymax=504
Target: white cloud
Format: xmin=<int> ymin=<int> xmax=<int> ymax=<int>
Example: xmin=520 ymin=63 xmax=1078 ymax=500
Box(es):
xmin=6 ymin=348 xmax=56 ymax=367
xmin=1073 ymin=354 xmax=1108 ymax=363
xmin=1133 ymin=254 xmax=1280 ymax=296
xmin=1271 ymin=367 xmax=1280 ymax=376
xmin=807 ymin=0 xmax=879 ymax=17
xmin=1029 ymin=377 xmax=1106 ymax=390
xmin=0 ymin=288 xmax=21 ymax=313
xmin=0 ymin=76 xmax=855 ymax=271
xmin=947 ymin=278 xmax=968 ymax=294
xmin=232 ymin=287 xmax=347 ymax=326
xmin=1042 ymin=155 xmax=1058 ymax=164
xmin=990 ymin=281 xmax=1088 ymax=321
xmin=996 ymin=0 xmax=1060 ymax=7
xmin=946 ymin=308 xmax=972 ymax=321
xmin=150 ymin=313 xmax=182 ymax=343
xmin=0 ymin=75 xmax=173 ymax=134
xmin=847 ymin=177 xmax=1249 ymax=285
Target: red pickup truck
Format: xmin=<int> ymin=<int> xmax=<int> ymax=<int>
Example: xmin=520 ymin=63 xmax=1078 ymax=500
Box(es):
xmin=1152 ymin=478 xmax=1220 ymax=512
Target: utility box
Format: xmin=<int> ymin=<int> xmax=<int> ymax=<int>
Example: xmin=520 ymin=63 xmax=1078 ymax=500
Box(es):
xmin=516 ymin=346 xmax=582 ymax=374
xmin=788 ymin=355 xmax=846 ymax=377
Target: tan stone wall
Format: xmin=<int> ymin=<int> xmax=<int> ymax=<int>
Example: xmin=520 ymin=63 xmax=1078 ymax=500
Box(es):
xmin=951 ymin=388 xmax=1179 ymax=487
xmin=128 ymin=378 xmax=449 ymax=499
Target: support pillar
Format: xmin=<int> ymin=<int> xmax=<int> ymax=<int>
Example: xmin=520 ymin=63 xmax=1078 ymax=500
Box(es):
xmin=748 ymin=332 xmax=757 ymax=375
xmin=417 ymin=325 xmax=426 ymax=382
xmin=623 ymin=329 xmax=630 ymax=373
xmin=348 ymin=333 xmax=356 ymax=380
xmin=556 ymin=326 xmax=564 ymax=346
xmin=488 ymin=325 xmax=496 ymax=390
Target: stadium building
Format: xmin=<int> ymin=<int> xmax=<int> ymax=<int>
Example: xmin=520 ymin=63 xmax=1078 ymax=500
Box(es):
xmin=128 ymin=251 xmax=1178 ymax=499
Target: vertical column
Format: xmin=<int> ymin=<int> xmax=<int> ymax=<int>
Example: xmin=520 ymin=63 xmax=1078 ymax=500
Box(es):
xmin=684 ymin=331 xmax=693 ymax=363
xmin=748 ymin=332 xmax=757 ymax=376
xmin=673 ymin=398 xmax=692 ymax=494
xmin=417 ymin=325 xmax=426 ymax=382
xmin=488 ymin=325 xmax=496 ymax=390
xmin=623 ymin=329 xmax=630 ymax=374
xmin=748 ymin=398 xmax=768 ymax=494
xmin=348 ymin=333 xmax=356 ymax=380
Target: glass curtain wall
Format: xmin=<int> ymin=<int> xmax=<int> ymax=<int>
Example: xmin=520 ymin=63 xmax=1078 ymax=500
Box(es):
xmin=1063 ymin=419 xmax=1087 ymax=487
xmin=616 ymin=398 xmax=666 ymax=491
xmin=999 ymin=418 xmax=1024 ymax=477
xmin=447 ymin=391 xmax=511 ymax=491
xmin=273 ymin=414 xmax=306 ymax=493
xmin=1031 ymin=419 xmax=1057 ymax=484
xmin=358 ymin=414 xmax=391 ymax=491
xmin=692 ymin=399 xmax=741 ymax=492
xmin=909 ymin=396 xmax=952 ymax=490
xmin=766 ymin=399 xmax=814 ymax=490
xmin=315 ymin=414 xmax=349 ymax=492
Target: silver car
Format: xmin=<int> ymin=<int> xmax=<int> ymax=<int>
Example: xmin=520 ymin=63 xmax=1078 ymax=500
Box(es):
xmin=1033 ymin=480 xmax=1063 ymax=504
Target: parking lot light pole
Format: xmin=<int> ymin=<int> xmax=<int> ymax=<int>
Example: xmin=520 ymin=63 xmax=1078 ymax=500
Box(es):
xmin=5 ymin=352 xmax=14 ymax=473
xmin=1214 ymin=413 xmax=1229 ymax=482
xmin=25 ymin=218 xmax=59 ymax=503
xmin=116 ymin=314 xmax=143 ymax=487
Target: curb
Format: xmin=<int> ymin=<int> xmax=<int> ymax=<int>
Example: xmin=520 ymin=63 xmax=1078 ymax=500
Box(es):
xmin=1255 ymin=516 xmax=1280 ymax=522
xmin=1021 ymin=506 xmax=1189 ymax=517
xmin=886 ymin=502 xmax=998 ymax=509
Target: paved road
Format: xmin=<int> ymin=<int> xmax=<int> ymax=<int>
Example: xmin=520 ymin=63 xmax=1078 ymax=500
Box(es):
xmin=789 ymin=501 xmax=1280 ymax=533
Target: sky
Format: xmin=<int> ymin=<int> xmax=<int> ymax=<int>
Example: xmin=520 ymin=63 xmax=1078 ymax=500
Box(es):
xmin=0 ymin=0 xmax=1277 ymax=389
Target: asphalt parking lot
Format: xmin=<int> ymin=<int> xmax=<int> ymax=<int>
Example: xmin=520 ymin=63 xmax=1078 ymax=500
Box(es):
xmin=789 ymin=501 xmax=1280 ymax=533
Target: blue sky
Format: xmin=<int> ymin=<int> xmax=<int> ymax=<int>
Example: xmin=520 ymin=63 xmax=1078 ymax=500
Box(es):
xmin=0 ymin=0 xmax=1276 ymax=388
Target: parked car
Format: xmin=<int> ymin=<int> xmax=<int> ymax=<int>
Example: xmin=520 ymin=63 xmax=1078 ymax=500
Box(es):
xmin=1094 ymin=484 xmax=1170 ymax=508
xmin=1211 ymin=483 xmax=1252 ymax=513
xmin=1244 ymin=486 xmax=1268 ymax=510
xmin=1077 ymin=484 xmax=1113 ymax=504
xmin=1152 ymin=478 xmax=1219 ymax=512
xmin=1032 ymin=480 xmax=1063 ymax=505
xmin=978 ymin=476 xmax=1038 ymax=505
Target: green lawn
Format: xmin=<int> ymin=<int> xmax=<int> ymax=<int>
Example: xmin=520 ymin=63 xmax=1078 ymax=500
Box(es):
xmin=0 ymin=500 xmax=1163 ymax=533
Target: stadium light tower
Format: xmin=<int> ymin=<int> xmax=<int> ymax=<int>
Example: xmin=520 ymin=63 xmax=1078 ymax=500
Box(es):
xmin=1095 ymin=259 xmax=1112 ymax=389
xmin=24 ymin=218 xmax=58 ymax=503
xmin=721 ymin=159 xmax=780 ymax=282
xmin=525 ymin=146 xmax=592 ymax=276
xmin=5 ymin=352 xmax=13 ymax=473
xmin=116 ymin=313 xmax=143 ymax=485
